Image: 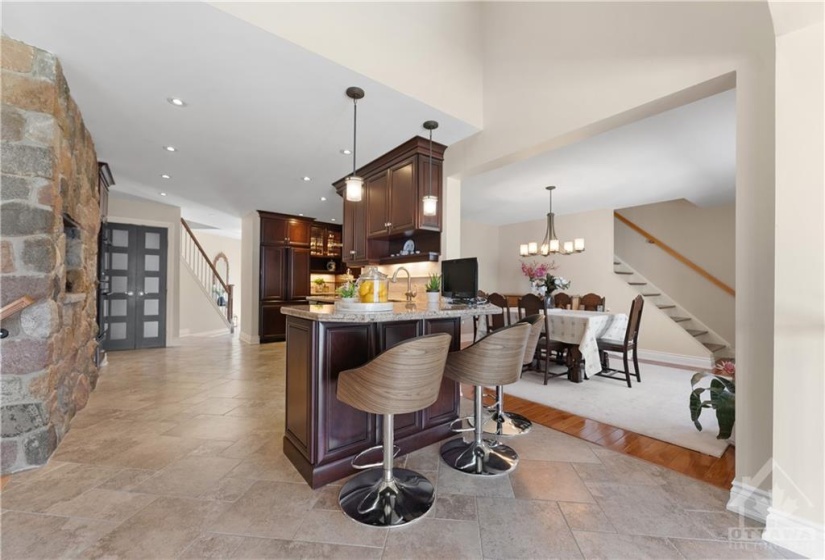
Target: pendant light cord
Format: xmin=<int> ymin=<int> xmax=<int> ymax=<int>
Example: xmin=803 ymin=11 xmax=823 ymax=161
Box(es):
xmin=352 ymin=99 xmax=358 ymax=175
xmin=428 ymin=129 xmax=433 ymax=197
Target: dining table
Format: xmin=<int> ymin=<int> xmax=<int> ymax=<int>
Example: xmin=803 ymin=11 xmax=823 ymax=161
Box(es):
xmin=544 ymin=308 xmax=628 ymax=382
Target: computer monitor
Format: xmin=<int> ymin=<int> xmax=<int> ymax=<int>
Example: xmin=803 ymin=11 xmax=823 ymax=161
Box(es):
xmin=441 ymin=257 xmax=479 ymax=301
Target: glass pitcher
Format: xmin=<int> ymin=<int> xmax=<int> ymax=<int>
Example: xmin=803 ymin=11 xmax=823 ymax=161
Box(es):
xmin=355 ymin=266 xmax=389 ymax=303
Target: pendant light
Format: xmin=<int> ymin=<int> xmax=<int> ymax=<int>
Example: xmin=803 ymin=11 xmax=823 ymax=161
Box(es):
xmin=518 ymin=186 xmax=585 ymax=256
xmin=422 ymin=120 xmax=439 ymax=217
xmin=345 ymin=87 xmax=365 ymax=202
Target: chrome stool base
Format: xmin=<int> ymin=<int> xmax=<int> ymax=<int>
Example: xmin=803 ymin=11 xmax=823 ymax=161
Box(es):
xmin=440 ymin=437 xmax=519 ymax=476
xmin=482 ymin=410 xmax=533 ymax=437
xmin=339 ymin=468 xmax=435 ymax=527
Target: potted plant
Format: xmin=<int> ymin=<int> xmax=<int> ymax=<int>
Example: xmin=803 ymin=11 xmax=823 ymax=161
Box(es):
xmin=543 ymin=273 xmax=570 ymax=307
xmin=336 ymin=281 xmax=358 ymax=303
xmin=425 ymin=273 xmax=441 ymax=304
xmin=520 ymin=259 xmax=556 ymax=295
xmin=689 ymin=360 xmax=735 ymax=440
xmin=313 ymin=277 xmax=327 ymax=294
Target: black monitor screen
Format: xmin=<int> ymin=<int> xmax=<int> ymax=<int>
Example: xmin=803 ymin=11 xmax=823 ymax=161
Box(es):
xmin=441 ymin=257 xmax=478 ymax=300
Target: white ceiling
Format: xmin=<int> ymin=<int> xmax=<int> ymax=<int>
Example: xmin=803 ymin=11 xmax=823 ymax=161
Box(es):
xmin=461 ymin=89 xmax=736 ymax=225
xmin=1 ymin=2 xmax=479 ymax=235
xmin=3 ymin=2 xmax=735 ymax=234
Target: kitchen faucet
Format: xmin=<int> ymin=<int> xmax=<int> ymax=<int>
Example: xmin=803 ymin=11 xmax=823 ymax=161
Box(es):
xmin=391 ymin=266 xmax=416 ymax=302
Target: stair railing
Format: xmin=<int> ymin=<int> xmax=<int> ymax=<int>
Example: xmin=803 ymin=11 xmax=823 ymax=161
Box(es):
xmin=614 ymin=212 xmax=735 ymax=297
xmin=180 ymin=219 xmax=234 ymax=329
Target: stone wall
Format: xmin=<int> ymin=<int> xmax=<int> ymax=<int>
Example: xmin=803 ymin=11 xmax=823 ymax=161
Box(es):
xmin=1 ymin=36 xmax=101 ymax=473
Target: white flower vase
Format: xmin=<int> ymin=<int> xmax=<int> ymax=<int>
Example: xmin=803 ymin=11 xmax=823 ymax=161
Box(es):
xmin=427 ymin=291 xmax=440 ymax=304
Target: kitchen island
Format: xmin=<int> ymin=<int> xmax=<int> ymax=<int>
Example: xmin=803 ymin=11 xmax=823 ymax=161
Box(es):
xmin=281 ymin=302 xmax=499 ymax=488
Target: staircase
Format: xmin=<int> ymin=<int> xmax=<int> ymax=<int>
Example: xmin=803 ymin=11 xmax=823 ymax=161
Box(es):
xmin=613 ymin=256 xmax=734 ymax=360
xmin=180 ymin=219 xmax=234 ymax=334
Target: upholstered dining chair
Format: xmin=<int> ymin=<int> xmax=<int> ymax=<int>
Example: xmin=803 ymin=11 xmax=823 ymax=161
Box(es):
xmin=580 ymin=293 xmax=606 ymax=311
xmin=553 ymin=292 xmax=572 ymax=309
xmin=596 ymin=295 xmax=644 ymax=388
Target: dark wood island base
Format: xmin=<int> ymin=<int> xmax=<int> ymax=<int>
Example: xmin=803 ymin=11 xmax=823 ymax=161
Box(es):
xmin=281 ymin=303 xmax=499 ymax=488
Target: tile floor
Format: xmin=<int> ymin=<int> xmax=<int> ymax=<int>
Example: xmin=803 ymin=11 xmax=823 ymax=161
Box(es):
xmin=1 ymin=335 xmax=796 ymax=559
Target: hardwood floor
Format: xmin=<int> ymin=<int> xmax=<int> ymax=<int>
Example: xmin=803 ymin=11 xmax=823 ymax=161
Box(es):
xmin=501 ymin=392 xmax=735 ymax=489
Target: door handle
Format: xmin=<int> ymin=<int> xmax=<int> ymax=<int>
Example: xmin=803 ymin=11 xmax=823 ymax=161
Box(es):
xmin=138 ymin=291 xmax=145 ymax=297
xmin=125 ymin=291 xmax=134 ymax=296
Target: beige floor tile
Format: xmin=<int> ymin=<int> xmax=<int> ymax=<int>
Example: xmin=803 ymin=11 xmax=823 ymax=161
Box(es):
xmin=133 ymin=455 xmax=241 ymax=497
xmin=573 ymin=530 xmax=682 ymax=559
xmin=432 ymin=492 xmax=477 ymax=521
xmin=96 ymin=434 xmax=204 ymax=470
xmin=163 ymin=414 xmax=277 ymax=440
xmin=0 ymin=463 xmax=120 ymax=513
xmin=477 ymin=497 xmax=582 ymax=559
xmin=199 ymin=476 xmax=257 ymax=502
xmin=404 ymin=442 xmax=442 ymax=472
xmin=226 ymin=446 xmax=306 ymax=483
xmin=229 ymin=537 xmax=384 ymax=559
xmin=1 ymin=460 xmax=71 ymax=490
xmin=44 ymin=487 xmax=158 ymax=522
xmin=670 ymin=537 xmax=790 ymax=559
xmin=382 ymin=518 xmax=482 ymax=560
xmin=183 ymin=397 xmax=249 ymax=416
xmin=187 ymin=438 xmax=237 ymax=457
xmin=78 ymin=496 xmax=223 ymax=559
xmin=293 ymin=508 xmax=388 ymax=547
xmin=96 ymin=468 xmax=156 ymax=492
xmin=587 ymin=481 xmax=713 ymax=539
xmin=224 ymin=399 xmax=285 ymax=418
xmin=508 ymin=428 xmax=602 ymax=464
xmin=311 ymin=484 xmax=343 ymax=511
xmin=511 ymin=460 xmax=596 ymax=503
xmin=207 ymin=480 xmax=317 ymax=539
xmin=178 ymin=533 xmax=247 ymax=559
xmin=0 ymin=511 xmax=120 ymax=559
xmin=559 ymin=502 xmax=617 ymax=533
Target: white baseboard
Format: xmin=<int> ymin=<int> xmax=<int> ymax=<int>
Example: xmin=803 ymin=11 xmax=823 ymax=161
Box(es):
xmin=632 ymin=349 xmax=714 ymax=371
xmin=764 ymin=507 xmax=825 ymax=559
xmin=727 ymin=479 xmax=771 ymax=523
xmin=239 ymin=331 xmax=259 ymax=345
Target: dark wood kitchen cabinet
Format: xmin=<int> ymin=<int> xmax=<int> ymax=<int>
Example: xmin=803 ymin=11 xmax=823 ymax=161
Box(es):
xmin=258 ymin=211 xmax=314 ymax=342
xmin=334 ymin=136 xmax=445 ymax=265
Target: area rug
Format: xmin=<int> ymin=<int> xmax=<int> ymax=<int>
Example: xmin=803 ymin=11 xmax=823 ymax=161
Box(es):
xmin=508 ymin=362 xmax=730 ymax=457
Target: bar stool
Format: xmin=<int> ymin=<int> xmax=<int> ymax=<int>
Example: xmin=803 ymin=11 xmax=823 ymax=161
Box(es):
xmin=337 ymin=333 xmax=452 ymax=527
xmin=440 ymin=322 xmax=530 ymax=476
xmin=482 ymin=314 xmax=543 ymax=437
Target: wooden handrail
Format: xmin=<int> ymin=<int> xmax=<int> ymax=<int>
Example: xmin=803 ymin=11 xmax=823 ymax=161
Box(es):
xmin=1 ymin=296 xmax=34 ymax=321
xmin=180 ymin=218 xmax=230 ymax=294
xmin=614 ymin=212 xmax=735 ymax=297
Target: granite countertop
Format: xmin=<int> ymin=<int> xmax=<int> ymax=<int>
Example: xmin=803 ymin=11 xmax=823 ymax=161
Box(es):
xmin=282 ymin=302 xmax=501 ymax=323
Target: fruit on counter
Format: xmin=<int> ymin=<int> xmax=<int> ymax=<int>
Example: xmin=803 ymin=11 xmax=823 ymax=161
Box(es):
xmin=358 ymin=280 xmax=388 ymax=303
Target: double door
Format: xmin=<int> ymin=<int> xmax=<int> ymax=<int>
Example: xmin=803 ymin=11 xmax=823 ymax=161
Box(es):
xmin=102 ymin=223 xmax=167 ymax=350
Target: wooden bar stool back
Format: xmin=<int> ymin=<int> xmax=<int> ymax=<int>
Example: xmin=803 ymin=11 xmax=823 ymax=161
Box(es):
xmin=337 ymin=333 xmax=452 ymax=526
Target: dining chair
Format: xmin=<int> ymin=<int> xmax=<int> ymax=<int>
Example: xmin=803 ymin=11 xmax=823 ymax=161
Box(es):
xmin=517 ymin=293 xmax=543 ymax=320
xmin=580 ymin=293 xmax=606 ymax=311
xmin=553 ymin=292 xmax=572 ymax=309
xmin=596 ymin=295 xmax=644 ymax=388
xmin=486 ymin=293 xmax=510 ymax=333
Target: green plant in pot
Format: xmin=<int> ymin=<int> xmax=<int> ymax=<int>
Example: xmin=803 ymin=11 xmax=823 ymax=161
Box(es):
xmin=313 ymin=277 xmax=327 ymax=294
xmin=689 ymin=360 xmax=735 ymax=440
xmin=425 ymin=273 xmax=441 ymax=303
xmin=337 ymin=281 xmax=358 ymax=301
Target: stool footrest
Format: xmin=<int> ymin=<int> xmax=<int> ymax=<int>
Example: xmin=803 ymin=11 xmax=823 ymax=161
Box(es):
xmin=448 ymin=415 xmax=476 ymax=433
xmin=351 ymin=444 xmax=400 ymax=470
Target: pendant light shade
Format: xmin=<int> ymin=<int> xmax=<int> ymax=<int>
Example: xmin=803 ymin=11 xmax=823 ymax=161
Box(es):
xmin=422 ymin=120 xmax=439 ymax=217
xmin=345 ymin=87 xmax=365 ymax=202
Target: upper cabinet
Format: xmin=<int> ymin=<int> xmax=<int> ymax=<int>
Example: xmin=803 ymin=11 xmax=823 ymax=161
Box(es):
xmin=260 ymin=212 xmax=312 ymax=247
xmin=334 ymin=136 xmax=445 ymax=265
xmin=310 ymin=223 xmax=342 ymax=258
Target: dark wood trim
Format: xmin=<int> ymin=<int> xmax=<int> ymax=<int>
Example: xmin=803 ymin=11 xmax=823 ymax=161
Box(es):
xmin=257 ymin=210 xmax=317 ymax=223
xmin=181 ymin=218 xmax=231 ymax=295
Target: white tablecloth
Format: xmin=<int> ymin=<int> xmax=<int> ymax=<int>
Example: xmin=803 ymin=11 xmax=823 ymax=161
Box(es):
xmin=545 ymin=309 xmax=628 ymax=376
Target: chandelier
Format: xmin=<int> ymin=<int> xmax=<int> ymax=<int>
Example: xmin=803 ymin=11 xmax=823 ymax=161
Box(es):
xmin=519 ymin=186 xmax=585 ymax=256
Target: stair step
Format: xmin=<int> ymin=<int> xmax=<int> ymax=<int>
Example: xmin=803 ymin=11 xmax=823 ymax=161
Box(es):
xmin=615 ymin=271 xmax=633 ymax=275
xmin=613 ymin=261 xmax=621 ymax=265
xmin=657 ymin=305 xmax=676 ymax=310
xmin=672 ymin=316 xmax=691 ymax=323
xmin=686 ymin=329 xmax=708 ymax=337
xmin=641 ymin=293 xmax=661 ymax=297
xmin=628 ymin=282 xmax=647 ymax=286
xmin=704 ymin=343 xmax=727 ymax=353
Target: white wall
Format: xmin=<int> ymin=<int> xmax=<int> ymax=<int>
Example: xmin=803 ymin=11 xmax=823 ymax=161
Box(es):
xmin=766 ymin=17 xmax=825 ymax=558
xmin=615 ymin=200 xmax=735 ymax=345
xmin=178 ymin=230 xmax=242 ymax=336
xmin=240 ymin=212 xmax=260 ymax=344
xmin=210 ymin=2 xmax=484 ymax=128
xmin=460 ymin=219 xmax=501 ymax=294
xmin=108 ymin=193 xmax=181 ymax=345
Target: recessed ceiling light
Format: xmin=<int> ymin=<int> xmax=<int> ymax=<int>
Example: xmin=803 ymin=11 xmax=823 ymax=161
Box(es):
xmin=160 ymin=192 xmax=167 ymax=196
xmin=163 ymin=146 xmax=177 ymax=152
xmin=161 ymin=174 xmax=171 ymax=179
xmin=340 ymin=149 xmax=352 ymax=155
xmin=320 ymin=197 xmax=327 ymax=201
xmin=167 ymin=98 xmax=186 ymax=107
xmin=302 ymin=176 xmax=311 ymax=182
xmin=330 ymin=218 xmax=336 ymax=221
xmin=298 ymin=213 xmax=304 ymax=216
